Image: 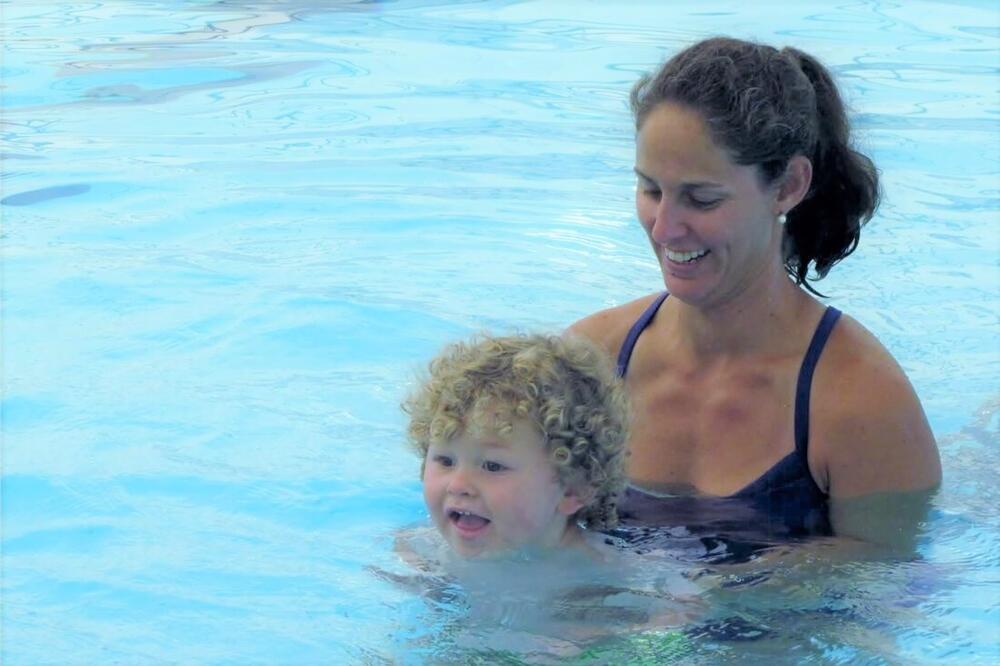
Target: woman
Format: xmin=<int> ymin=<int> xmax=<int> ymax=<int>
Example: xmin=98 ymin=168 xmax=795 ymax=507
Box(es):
xmin=570 ymin=37 xmax=940 ymax=551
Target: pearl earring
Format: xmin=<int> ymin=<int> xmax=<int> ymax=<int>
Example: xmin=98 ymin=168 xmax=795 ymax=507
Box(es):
xmin=777 ymin=213 xmax=787 ymax=225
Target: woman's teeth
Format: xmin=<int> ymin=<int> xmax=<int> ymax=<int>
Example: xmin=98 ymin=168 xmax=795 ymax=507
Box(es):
xmin=665 ymin=248 xmax=709 ymax=263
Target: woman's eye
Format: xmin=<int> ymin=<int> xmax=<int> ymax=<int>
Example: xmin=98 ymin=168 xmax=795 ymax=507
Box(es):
xmin=687 ymin=194 xmax=721 ymax=209
xmin=483 ymin=461 xmax=506 ymax=473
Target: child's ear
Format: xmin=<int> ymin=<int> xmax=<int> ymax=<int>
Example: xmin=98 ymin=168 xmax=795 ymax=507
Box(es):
xmin=557 ymin=485 xmax=592 ymax=516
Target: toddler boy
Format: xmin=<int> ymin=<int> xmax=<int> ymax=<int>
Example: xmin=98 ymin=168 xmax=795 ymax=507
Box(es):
xmin=403 ymin=333 xmax=629 ymax=558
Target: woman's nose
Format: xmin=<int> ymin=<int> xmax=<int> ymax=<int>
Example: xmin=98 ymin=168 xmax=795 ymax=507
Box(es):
xmin=649 ymin=200 xmax=685 ymax=244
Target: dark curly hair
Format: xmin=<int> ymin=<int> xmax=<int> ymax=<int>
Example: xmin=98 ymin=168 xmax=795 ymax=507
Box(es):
xmin=631 ymin=37 xmax=880 ymax=294
xmin=403 ymin=333 xmax=629 ymax=530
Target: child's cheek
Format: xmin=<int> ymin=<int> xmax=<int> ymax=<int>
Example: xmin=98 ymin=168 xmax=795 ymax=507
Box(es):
xmin=421 ymin=469 xmax=442 ymax=513
xmin=506 ymin=492 xmax=545 ymax=531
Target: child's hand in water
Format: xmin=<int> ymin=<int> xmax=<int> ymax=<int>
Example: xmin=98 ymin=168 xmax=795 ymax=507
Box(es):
xmin=366 ymin=526 xmax=460 ymax=604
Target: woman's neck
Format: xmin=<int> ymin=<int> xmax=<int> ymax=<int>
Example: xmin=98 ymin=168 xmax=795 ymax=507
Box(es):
xmin=670 ymin=265 xmax=819 ymax=359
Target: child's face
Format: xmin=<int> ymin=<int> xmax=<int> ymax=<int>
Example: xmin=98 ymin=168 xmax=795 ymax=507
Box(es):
xmin=422 ymin=416 xmax=585 ymax=558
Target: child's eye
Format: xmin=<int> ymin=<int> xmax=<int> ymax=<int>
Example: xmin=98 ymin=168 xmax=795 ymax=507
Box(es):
xmin=432 ymin=455 xmax=454 ymax=467
xmin=482 ymin=461 xmax=507 ymax=473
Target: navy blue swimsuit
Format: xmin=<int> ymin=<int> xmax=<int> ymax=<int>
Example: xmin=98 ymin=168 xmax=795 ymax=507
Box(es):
xmin=609 ymin=292 xmax=841 ymax=556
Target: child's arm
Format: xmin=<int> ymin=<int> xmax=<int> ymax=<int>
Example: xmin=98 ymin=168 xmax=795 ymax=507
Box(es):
xmin=367 ymin=526 xmax=460 ymax=605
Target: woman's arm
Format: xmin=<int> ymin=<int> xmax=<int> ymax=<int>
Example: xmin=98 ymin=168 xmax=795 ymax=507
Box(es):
xmin=811 ymin=316 xmax=942 ymax=549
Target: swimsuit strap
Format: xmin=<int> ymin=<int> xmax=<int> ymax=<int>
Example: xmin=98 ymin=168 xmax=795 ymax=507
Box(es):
xmin=616 ymin=292 xmax=669 ymax=377
xmin=794 ymin=306 xmax=842 ymax=456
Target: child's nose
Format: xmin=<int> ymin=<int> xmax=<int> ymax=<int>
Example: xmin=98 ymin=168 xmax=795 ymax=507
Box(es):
xmin=446 ymin=467 xmax=477 ymax=496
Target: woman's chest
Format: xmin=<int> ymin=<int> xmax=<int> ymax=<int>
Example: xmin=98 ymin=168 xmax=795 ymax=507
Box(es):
xmin=624 ymin=359 xmax=799 ymax=495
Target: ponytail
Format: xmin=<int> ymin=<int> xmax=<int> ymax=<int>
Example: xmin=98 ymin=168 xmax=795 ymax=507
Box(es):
xmin=782 ymin=48 xmax=880 ymax=291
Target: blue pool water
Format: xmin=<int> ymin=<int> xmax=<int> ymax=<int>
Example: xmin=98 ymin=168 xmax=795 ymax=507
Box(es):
xmin=2 ymin=0 xmax=998 ymax=663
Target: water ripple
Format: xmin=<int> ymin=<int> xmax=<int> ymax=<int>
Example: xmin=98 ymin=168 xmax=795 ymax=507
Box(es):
xmin=1 ymin=183 xmax=91 ymax=206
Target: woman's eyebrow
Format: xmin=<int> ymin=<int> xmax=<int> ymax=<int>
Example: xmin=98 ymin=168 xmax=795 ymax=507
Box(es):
xmin=634 ymin=168 xmax=724 ymax=190
xmin=680 ymin=181 xmax=725 ymax=191
xmin=633 ymin=167 xmax=654 ymax=182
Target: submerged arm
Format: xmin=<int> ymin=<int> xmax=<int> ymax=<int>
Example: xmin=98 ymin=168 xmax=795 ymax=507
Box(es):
xmin=828 ymin=488 xmax=938 ymax=555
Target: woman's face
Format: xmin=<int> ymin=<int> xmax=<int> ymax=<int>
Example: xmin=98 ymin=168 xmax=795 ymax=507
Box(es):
xmin=634 ymin=102 xmax=786 ymax=308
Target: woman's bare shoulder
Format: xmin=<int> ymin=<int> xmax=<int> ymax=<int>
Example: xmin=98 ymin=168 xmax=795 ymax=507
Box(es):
xmin=819 ymin=312 xmax=927 ymax=407
xmin=811 ymin=312 xmax=941 ymax=497
xmin=566 ymin=293 xmax=664 ymax=355
xmin=821 ymin=312 xmax=902 ymax=373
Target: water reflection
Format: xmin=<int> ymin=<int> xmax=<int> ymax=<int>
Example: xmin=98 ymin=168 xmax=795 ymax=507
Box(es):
xmin=379 ymin=524 xmax=962 ymax=664
xmin=1 ymin=183 xmax=91 ymax=206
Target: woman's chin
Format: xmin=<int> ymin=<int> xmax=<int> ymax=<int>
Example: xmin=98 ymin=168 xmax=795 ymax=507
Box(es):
xmin=662 ymin=273 xmax=713 ymax=304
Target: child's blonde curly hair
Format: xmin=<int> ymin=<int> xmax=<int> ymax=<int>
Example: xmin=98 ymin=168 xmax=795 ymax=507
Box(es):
xmin=403 ymin=333 xmax=629 ymax=530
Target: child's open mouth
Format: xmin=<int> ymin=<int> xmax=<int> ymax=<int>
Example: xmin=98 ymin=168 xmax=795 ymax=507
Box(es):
xmin=448 ymin=510 xmax=490 ymax=536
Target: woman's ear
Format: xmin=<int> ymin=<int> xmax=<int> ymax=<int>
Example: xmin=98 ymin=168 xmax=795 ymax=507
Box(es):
xmin=776 ymin=154 xmax=813 ymax=214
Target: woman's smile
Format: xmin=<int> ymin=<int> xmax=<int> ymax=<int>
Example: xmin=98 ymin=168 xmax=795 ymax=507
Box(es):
xmin=664 ymin=248 xmax=710 ymax=264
